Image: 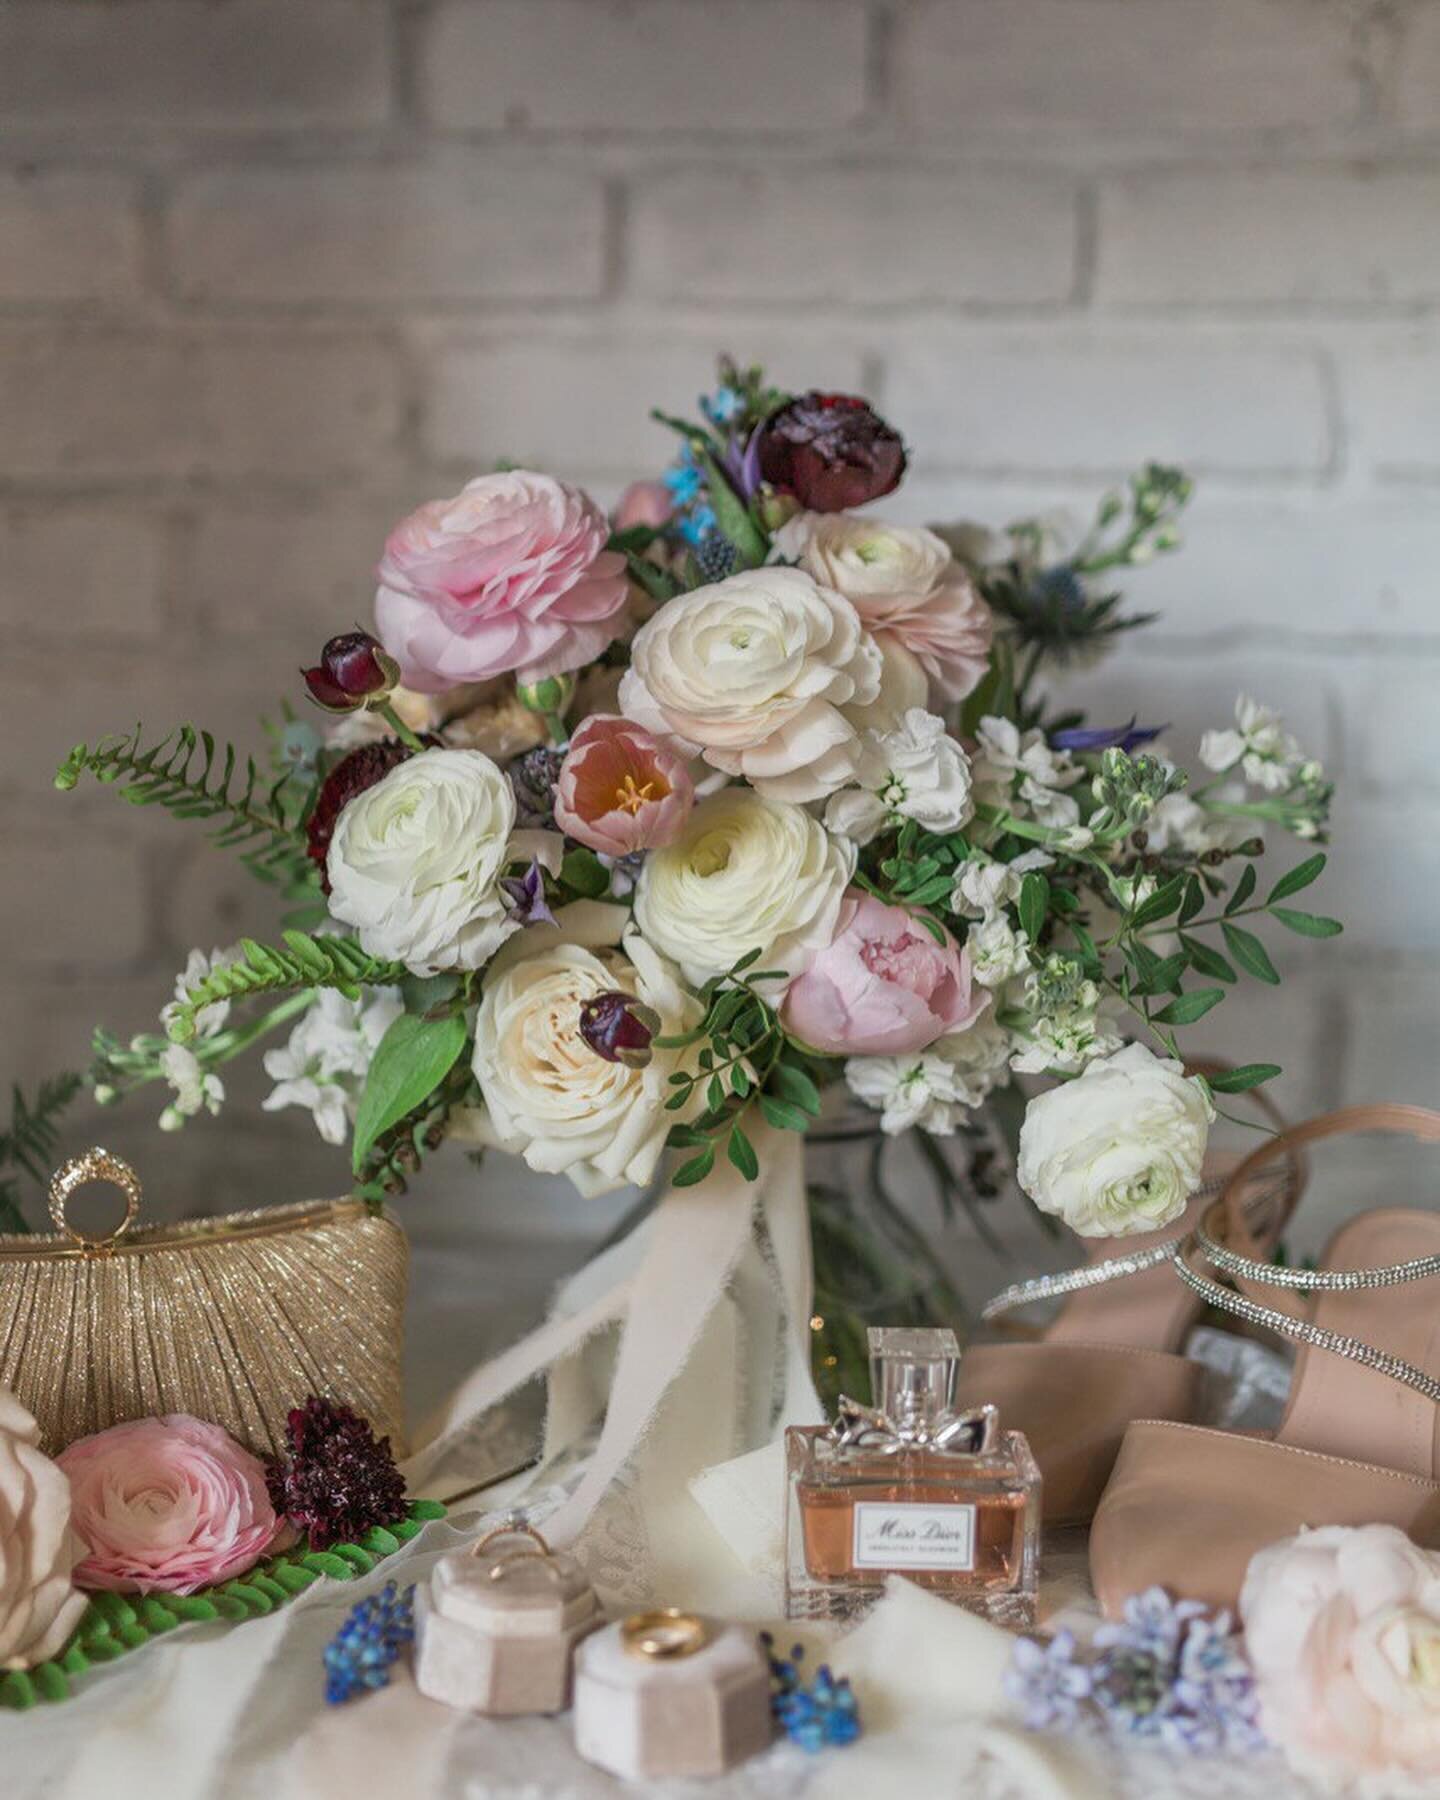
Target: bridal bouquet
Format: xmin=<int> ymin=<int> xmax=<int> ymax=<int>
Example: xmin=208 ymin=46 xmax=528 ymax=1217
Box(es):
xmin=52 ymin=355 xmax=1338 ymax=1250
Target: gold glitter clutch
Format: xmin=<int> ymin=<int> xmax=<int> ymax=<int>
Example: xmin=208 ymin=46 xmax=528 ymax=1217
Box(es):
xmin=0 ymin=1148 xmax=408 ymax=1458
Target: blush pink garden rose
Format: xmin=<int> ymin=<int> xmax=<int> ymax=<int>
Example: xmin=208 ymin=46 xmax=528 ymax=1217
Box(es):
xmin=553 ymin=715 xmax=694 ymax=857
xmin=774 ymin=512 xmax=994 ymax=704
xmin=375 ymin=471 xmax=630 ymax=692
xmin=58 ymin=1415 xmax=281 ymax=1595
xmin=781 ymin=890 xmax=988 ymax=1056
xmin=1241 ymin=1523 xmax=1440 ymax=1783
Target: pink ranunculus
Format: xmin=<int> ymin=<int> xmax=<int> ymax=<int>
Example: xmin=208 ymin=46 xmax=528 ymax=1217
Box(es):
xmin=613 ymin=481 xmax=674 ymax=532
xmin=375 ymin=471 xmax=630 ymax=693
xmin=781 ymin=890 xmax=988 ymax=1056
xmin=553 ymin=714 xmax=694 ymax=857
xmin=58 ymin=1415 xmax=281 ymax=1595
xmin=858 ymin=568 xmax=994 ymax=705
xmin=1241 ymin=1523 xmax=1440 ymax=1782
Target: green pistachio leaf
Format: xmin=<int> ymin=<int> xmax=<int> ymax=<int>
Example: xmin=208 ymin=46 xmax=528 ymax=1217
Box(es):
xmin=1269 ymin=907 xmax=1343 ymax=938
xmin=769 ymin=1063 xmax=822 ymax=1117
xmin=1267 ymin=852 xmax=1326 ymax=904
xmin=1207 ymin=1063 xmax=1282 ymax=1093
xmin=672 ymin=1146 xmax=716 ymax=1187
xmin=1180 ymin=933 xmax=1238 ymax=984
xmin=1222 ymin=921 xmax=1281 ymax=984
xmin=1224 ymin=864 xmax=1258 ymax=915
xmin=727 ymin=1125 xmax=760 ymax=1182
xmin=1152 ymin=987 xmax=1225 ymax=1025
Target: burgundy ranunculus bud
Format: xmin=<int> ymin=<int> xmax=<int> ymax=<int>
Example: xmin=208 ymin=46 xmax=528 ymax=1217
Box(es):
xmin=302 ymin=631 xmax=401 ymax=713
xmin=306 ymin=739 xmax=414 ymax=891
xmin=756 ymin=391 xmax=907 ymax=513
xmin=578 ymin=990 xmax=661 ymax=1069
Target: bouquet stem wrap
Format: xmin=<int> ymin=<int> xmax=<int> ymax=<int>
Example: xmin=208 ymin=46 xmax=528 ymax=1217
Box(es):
xmin=403 ymin=1121 xmax=821 ymax=1602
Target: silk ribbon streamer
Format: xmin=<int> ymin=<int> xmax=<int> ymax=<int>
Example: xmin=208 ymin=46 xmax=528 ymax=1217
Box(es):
xmin=402 ymin=1120 xmax=820 ymax=1562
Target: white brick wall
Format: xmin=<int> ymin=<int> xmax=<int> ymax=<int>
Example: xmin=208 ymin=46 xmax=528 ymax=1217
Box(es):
xmin=3 ymin=0 xmax=1439 ymax=1193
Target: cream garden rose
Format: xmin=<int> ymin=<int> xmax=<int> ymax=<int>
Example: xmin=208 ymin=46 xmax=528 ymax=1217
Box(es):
xmin=472 ymin=927 xmax=701 ymax=1197
xmin=618 ymin=567 xmax=881 ymax=801
xmin=633 ymin=786 xmax=854 ymax=987
xmin=0 ymin=1387 xmax=86 ymax=1670
xmin=327 ymin=747 xmax=553 ymax=975
xmin=1016 ymin=1041 xmax=1213 ymax=1236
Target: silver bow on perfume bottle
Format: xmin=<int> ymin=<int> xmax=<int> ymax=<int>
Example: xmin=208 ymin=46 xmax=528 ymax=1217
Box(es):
xmin=830 ymin=1395 xmax=1001 ymax=1456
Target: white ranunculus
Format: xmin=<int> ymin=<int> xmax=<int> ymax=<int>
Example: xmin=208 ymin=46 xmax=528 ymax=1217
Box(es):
xmin=1017 ymin=1042 xmax=1214 ymax=1237
xmin=326 ymin=747 xmax=553 ymax=975
xmin=824 ymin=708 xmax=973 ymax=847
xmin=618 ymin=567 xmax=881 ymax=802
xmin=633 ymin=786 xmax=854 ymax=987
xmin=471 ymin=930 xmax=702 ymax=1198
xmin=774 ymin=512 xmax=952 ymax=603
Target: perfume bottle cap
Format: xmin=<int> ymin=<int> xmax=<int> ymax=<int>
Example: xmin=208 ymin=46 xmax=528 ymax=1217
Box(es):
xmin=867 ymin=1326 xmax=959 ymax=1429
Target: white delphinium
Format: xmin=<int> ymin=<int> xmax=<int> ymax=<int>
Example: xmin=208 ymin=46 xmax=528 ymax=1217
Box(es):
xmin=262 ymin=987 xmax=404 ymax=1146
xmin=970 ymin=716 xmax=1083 ymax=830
xmin=1199 ymin=696 xmax=1303 ymax=794
xmin=845 ymin=1012 xmax=1013 ymax=1136
xmin=158 ymin=1044 xmax=224 ymax=1131
xmin=824 ymin=708 xmax=974 ymax=847
xmin=160 ymin=945 xmax=241 ymax=1040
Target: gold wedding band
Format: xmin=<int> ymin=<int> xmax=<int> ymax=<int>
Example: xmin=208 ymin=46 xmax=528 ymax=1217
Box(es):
xmin=620 ymin=1608 xmax=708 ymax=1660
xmin=472 ymin=1519 xmax=563 ymax=1585
xmin=48 ymin=1149 xmax=143 ymax=1253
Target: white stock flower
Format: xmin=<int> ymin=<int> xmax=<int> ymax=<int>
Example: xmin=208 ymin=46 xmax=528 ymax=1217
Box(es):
xmin=971 ymin=716 xmax=1083 ymax=830
xmin=262 ymin=987 xmax=403 ymax=1147
xmin=618 ymin=567 xmax=881 ymax=801
xmin=951 ymin=849 xmax=1053 ymax=920
xmin=159 ymin=1044 xmax=224 ymax=1129
xmin=845 ymin=1013 xmax=1010 ymax=1136
xmin=472 ymin=929 xmax=702 ymax=1198
xmin=824 ymin=708 xmax=974 ymax=846
xmin=1008 ymin=984 xmax=1123 ymax=1077
xmin=967 ymin=912 xmax=1030 ymax=989
xmin=160 ymin=946 xmax=241 ymax=1040
xmin=1199 ymin=695 xmax=1302 ymax=793
xmin=327 ymin=747 xmax=551 ymax=975
xmin=1017 ymin=1042 xmax=1213 ymax=1236
xmin=633 ymin=786 xmax=854 ymax=987
xmin=1146 ymin=788 xmax=1254 ymax=856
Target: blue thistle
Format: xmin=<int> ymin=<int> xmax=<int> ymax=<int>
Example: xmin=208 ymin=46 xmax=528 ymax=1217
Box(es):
xmin=323 ymin=1581 xmax=416 ymax=1705
xmin=694 ymin=531 xmax=738 ymax=583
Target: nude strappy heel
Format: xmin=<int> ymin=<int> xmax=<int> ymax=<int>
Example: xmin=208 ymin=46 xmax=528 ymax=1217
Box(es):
xmin=1090 ymin=1104 xmax=1440 ymax=1618
xmin=955 ymin=1068 xmax=1305 ymax=1525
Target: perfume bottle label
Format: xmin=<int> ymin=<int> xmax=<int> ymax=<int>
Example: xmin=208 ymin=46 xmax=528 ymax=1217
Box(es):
xmin=850 ymin=1501 xmax=977 ymax=1571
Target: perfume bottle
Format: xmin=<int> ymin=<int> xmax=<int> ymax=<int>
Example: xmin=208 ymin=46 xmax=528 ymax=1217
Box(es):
xmin=785 ymin=1327 xmax=1040 ymax=1625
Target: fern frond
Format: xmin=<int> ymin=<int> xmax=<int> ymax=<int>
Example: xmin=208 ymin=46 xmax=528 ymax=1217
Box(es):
xmin=165 ymin=932 xmax=407 ymax=1044
xmin=56 ymin=723 xmax=319 ymax=895
xmin=0 ymin=1073 xmax=84 ymax=1231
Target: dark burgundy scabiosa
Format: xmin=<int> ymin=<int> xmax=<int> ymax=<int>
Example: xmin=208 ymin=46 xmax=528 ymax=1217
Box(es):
xmin=756 ymin=392 xmax=907 ymax=513
xmin=302 ymin=631 xmax=401 ymax=714
xmin=305 ymin=739 xmax=414 ymax=892
xmin=578 ymin=990 xmax=661 ymax=1069
xmin=265 ymin=1397 xmax=408 ymax=1551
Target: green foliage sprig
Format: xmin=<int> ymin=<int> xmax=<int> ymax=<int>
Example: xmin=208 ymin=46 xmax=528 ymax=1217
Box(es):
xmin=56 ymin=723 xmax=319 ymax=898
xmin=0 ymin=1499 xmax=447 ymax=1712
xmin=164 ymin=933 xmax=408 ymax=1045
xmin=0 ymin=1073 xmax=83 ymax=1234
xmin=655 ymin=949 xmax=827 ymax=1187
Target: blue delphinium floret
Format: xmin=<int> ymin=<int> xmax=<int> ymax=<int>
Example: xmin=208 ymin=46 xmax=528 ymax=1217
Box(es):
xmin=323 ymin=1581 xmax=416 ymax=1705
xmin=1004 ymin=1628 xmax=1093 ymax=1730
xmin=761 ymin=1633 xmax=861 ymax=1752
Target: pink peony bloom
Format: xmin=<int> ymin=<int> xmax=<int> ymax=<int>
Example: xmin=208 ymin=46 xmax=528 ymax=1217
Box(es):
xmin=1242 ymin=1523 xmax=1440 ymax=1782
xmin=375 ymin=471 xmax=629 ymax=692
xmin=59 ymin=1414 xmax=281 ymax=1595
xmin=553 ymin=714 xmax=694 ymax=857
xmin=781 ymin=890 xmax=988 ymax=1056
xmin=613 ymin=481 xmax=674 ymax=532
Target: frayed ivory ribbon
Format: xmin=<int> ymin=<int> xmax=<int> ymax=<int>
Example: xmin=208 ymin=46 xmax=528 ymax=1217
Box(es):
xmin=400 ymin=1116 xmax=821 ymax=1554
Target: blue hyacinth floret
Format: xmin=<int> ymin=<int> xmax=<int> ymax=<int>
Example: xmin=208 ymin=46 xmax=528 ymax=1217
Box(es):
xmin=1006 ymin=1587 xmax=1264 ymax=1756
xmin=760 ymin=1633 xmax=861 ymax=1752
xmin=323 ymin=1580 xmax=416 ymax=1705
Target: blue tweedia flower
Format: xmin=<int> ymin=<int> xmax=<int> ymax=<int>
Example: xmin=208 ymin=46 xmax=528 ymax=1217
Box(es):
xmin=663 ymin=452 xmax=704 ymax=508
xmin=323 ymin=1581 xmax=416 ymax=1705
xmin=1050 ymin=719 xmax=1168 ymax=754
xmin=760 ymin=1634 xmax=861 ymax=1752
xmin=1004 ymin=1629 xmax=1093 ymax=1731
xmin=678 ymin=503 xmax=718 ymax=548
xmin=701 ymin=385 xmax=744 ymax=427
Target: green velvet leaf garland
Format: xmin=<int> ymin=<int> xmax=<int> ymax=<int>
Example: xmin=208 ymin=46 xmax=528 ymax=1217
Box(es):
xmin=0 ymin=1498 xmax=445 ymax=1710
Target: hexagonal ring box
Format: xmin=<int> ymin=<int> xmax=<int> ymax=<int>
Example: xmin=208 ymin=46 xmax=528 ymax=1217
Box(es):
xmin=414 ymin=1521 xmax=605 ymax=1715
xmin=572 ymin=1610 xmax=773 ymax=1780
